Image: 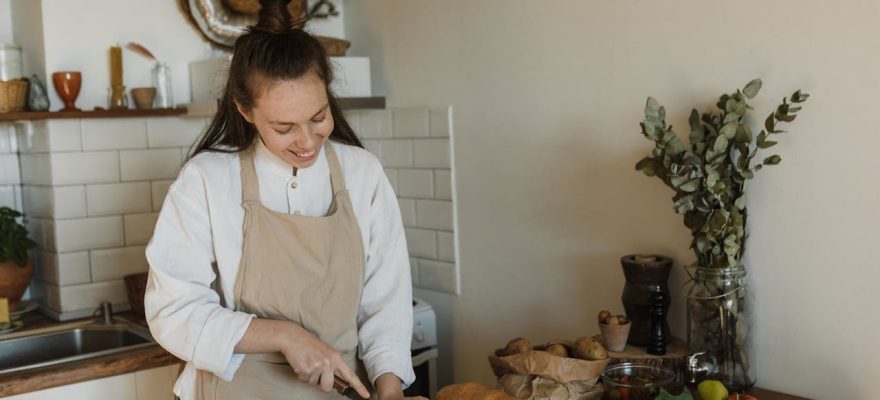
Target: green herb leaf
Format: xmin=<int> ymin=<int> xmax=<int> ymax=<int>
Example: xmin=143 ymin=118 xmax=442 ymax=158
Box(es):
xmin=743 ymin=79 xmax=762 ymax=99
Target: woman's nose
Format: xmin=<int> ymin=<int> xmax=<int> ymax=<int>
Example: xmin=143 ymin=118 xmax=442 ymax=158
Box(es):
xmin=292 ymin=128 xmax=315 ymax=150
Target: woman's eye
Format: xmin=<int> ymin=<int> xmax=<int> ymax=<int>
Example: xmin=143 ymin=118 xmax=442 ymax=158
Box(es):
xmin=275 ymin=128 xmax=291 ymax=134
xmin=311 ymin=116 xmax=327 ymax=123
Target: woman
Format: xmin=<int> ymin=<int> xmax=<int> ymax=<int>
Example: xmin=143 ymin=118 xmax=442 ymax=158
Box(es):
xmin=144 ymin=1 xmax=419 ymax=399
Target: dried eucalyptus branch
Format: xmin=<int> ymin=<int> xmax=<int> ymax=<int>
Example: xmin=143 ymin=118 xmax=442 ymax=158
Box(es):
xmin=635 ymin=79 xmax=809 ymax=269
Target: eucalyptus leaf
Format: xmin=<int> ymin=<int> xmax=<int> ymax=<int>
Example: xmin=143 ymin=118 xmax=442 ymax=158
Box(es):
xmin=764 ymin=154 xmax=782 ymax=165
xmin=680 ymin=179 xmax=701 ymax=192
xmin=743 ymin=79 xmax=762 ymax=99
xmin=645 ymin=97 xmax=661 ymax=119
xmin=757 ymin=139 xmax=777 ymax=149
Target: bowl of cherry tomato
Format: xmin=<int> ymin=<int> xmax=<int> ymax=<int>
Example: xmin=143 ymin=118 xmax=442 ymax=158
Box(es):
xmin=600 ymin=363 xmax=676 ymax=400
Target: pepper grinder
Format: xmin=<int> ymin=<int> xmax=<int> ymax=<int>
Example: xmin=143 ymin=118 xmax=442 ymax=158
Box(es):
xmin=647 ymin=290 xmax=667 ymax=355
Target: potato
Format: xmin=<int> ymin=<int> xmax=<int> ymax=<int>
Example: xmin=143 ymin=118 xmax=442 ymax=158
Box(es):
xmin=597 ymin=310 xmax=612 ymax=323
xmin=606 ymin=316 xmax=620 ymax=325
xmin=545 ymin=343 xmax=568 ymax=358
xmin=615 ymin=315 xmax=629 ymax=324
xmin=573 ymin=336 xmax=608 ymax=360
xmin=500 ymin=337 xmax=531 ymax=356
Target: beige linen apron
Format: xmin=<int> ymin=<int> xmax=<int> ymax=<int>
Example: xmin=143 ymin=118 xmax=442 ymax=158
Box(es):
xmin=196 ymin=142 xmax=368 ymax=400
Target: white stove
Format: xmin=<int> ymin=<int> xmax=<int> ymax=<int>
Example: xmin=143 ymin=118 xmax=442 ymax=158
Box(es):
xmin=407 ymin=297 xmax=438 ymax=398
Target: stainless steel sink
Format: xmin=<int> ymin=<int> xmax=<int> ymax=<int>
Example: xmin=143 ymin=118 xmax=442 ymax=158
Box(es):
xmin=0 ymin=318 xmax=156 ymax=375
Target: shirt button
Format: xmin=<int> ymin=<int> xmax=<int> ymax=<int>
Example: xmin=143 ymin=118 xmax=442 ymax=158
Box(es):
xmin=290 ymin=181 xmax=297 ymax=189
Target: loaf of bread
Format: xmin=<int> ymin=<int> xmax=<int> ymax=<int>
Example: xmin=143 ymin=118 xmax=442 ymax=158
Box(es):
xmin=437 ymin=383 xmax=517 ymax=400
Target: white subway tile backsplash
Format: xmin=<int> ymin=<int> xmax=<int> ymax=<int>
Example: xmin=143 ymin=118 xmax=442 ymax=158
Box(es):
xmin=34 ymin=251 xmax=91 ymax=285
xmin=58 ymin=280 xmax=128 ymax=312
xmin=343 ymin=110 xmax=361 ymax=134
xmin=124 ymin=213 xmax=159 ymax=245
xmin=81 ymin=118 xmax=147 ymax=150
xmin=392 ymin=107 xmax=429 ymax=138
xmin=434 ymin=170 xmax=452 ymax=200
xmin=55 ymin=216 xmax=124 ymax=252
xmin=23 ymin=185 xmax=87 ymax=219
xmin=398 ymin=198 xmax=416 ymax=227
xmin=362 ymin=140 xmax=381 ymax=155
xmin=405 ymin=228 xmax=437 ymax=258
xmin=416 ymin=200 xmax=453 ymax=231
xmin=429 ymin=107 xmax=451 ymax=137
xmin=0 ymin=122 xmax=12 ymax=153
xmin=384 ymin=168 xmax=398 ymax=192
xmin=27 ymin=218 xmax=54 ymax=252
xmin=0 ymin=154 xmax=20 ymax=184
xmin=151 ymin=180 xmax=173 ymax=210
xmin=90 ymin=246 xmax=149 ymax=281
xmin=19 ymin=154 xmax=52 ymax=185
xmin=379 ymin=140 xmax=413 ymax=168
xmin=120 ymin=149 xmax=182 ymax=181
xmin=50 ymin=152 xmax=120 ymax=185
xmin=0 ymin=186 xmax=14 ymax=209
xmin=147 ymin=117 xmax=206 ymax=148
xmin=418 ymin=259 xmax=456 ymax=293
xmin=358 ymin=109 xmax=392 ymax=138
xmin=86 ymin=182 xmax=152 ymax=216
xmin=410 ymin=257 xmax=420 ymax=286
xmin=397 ymin=169 xmax=433 ymax=198
xmin=16 ymin=120 xmax=82 ymax=153
xmin=413 ymin=139 xmax=450 ymax=168
xmin=437 ymin=231 xmax=455 ymax=262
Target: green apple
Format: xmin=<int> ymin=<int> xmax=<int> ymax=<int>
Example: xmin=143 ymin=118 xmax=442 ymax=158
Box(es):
xmin=697 ymin=380 xmax=728 ymax=400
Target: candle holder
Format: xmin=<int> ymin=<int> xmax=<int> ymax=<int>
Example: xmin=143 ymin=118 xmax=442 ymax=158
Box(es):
xmin=108 ymin=84 xmax=128 ymax=110
xmin=51 ymin=71 xmax=82 ymax=112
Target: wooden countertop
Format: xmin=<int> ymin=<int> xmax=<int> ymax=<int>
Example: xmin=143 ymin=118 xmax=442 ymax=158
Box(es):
xmin=0 ymin=313 xmax=181 ymax=397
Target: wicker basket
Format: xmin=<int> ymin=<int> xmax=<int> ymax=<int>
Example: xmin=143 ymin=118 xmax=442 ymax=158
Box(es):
xmin=0 ymin=79 xmax=28 ymax=113
xmin=223 ymin=0 xmax=306 ymax=19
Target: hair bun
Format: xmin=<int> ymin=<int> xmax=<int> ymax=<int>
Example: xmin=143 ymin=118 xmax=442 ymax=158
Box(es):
xmin=254 ymin=0 xmax=293 ymax=33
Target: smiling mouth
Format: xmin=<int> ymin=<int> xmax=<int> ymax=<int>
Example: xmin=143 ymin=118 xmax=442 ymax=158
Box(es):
xmin=290 ymin=149 xmax=317 ymax=158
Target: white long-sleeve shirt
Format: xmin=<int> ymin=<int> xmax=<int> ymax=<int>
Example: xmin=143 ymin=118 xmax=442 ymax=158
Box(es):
xmin=144 ymin=139 xmax=414 ymax=399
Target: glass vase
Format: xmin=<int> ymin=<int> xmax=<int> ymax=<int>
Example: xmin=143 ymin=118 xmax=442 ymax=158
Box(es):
xmin=686 ymin=265 xmax=755 ymax=391
xmin=152 ymin=62 xmax=173 ymax=108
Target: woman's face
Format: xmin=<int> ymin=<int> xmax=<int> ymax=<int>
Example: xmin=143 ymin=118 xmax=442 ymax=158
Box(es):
xmin=237 ymin=72 xmax=334 ymax=170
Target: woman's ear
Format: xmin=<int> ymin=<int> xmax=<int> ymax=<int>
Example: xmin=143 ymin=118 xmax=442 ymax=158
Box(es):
xmin=233 ymin=100 xmax=254 ymax=124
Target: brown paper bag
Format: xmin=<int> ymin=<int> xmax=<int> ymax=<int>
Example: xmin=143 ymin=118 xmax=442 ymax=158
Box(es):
xmin=497 ymin=374 xmax=603 ymax=400
xmin=488 ymin=340 xmax=609 ymax=400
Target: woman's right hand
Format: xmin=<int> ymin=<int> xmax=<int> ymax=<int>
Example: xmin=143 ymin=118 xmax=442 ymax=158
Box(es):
xmin=280 ymin=323 xmax=371 ymax=399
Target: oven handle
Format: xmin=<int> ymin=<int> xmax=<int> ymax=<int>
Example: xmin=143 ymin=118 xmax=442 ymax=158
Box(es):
xmin=411 ymin=348 xmax=439 ymax=367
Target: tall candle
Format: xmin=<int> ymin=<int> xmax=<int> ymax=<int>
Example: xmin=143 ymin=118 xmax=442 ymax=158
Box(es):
xmin=109 ymin=46 xmax=123 ymax=87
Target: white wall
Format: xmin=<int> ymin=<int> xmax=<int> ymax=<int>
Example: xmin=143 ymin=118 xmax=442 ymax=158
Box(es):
xmin=11 ymin=0 xmax=344 ymax=111
xmin=345 ymin=1 xmax=880 ymax=398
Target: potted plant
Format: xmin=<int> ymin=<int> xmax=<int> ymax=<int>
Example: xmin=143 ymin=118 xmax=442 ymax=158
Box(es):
xmin=634 ymin=79 xmax=808 ymax=391
xmin=0 ymin=207 xmax=37 ymax=304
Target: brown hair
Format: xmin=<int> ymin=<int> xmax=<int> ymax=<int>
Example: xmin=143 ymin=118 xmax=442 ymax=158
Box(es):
xmin=190 ymin=0 xmax=362 ymax=158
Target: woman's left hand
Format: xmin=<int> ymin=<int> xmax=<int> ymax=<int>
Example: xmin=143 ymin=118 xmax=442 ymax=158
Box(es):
xmin=374 ymin=373 xmax=429 ymax=400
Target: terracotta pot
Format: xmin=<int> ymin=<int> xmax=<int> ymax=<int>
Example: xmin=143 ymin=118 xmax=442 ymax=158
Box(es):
xmin=599 ymin=321 xmax=631 ymax=352
xmin=131 ymin=87 xmax=156 ymax=110
xmin=0 ymin=259 xmax=33 ymax=305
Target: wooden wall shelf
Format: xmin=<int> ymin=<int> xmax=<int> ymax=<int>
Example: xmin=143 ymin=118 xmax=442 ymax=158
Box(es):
xmin=0 ymin=108 xmax=188 ymax=121
xmin=0 ymin=97 xmax=385 ymax=122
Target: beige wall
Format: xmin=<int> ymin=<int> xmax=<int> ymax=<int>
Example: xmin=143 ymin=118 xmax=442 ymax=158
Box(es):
xmin=346 ymin=1 xmax=880 ymax=398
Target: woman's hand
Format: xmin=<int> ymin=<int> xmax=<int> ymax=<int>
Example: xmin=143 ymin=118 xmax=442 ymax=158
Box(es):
xmin=234 ymin=319 xmax=370 ymax=398
xmin=374 ymin=372 xmax=429 ymax=400
xmin=279 ymin=323 xmax=371 ymax=398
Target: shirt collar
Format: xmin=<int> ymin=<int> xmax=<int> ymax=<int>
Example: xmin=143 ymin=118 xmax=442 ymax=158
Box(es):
xmin=253 ymin=138 xmax=328 ymax=179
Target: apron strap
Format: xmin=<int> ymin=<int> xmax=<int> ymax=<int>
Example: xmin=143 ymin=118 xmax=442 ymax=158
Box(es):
xmin=324 ymin=142 xmax=347 ymax=195
xmin=239 ymin=144 xmax=261 ymax=204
